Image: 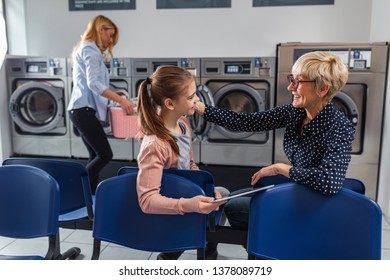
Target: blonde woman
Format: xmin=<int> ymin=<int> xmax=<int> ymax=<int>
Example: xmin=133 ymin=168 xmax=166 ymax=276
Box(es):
xmin=67 ymin=15 xmax=134 ymax=194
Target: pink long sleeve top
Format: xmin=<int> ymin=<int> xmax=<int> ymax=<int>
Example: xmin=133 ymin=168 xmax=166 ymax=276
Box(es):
xmin=136 ymin=117 xmax=200 ymax=215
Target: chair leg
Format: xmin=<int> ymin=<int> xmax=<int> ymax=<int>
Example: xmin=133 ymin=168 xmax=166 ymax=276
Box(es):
xmin=54 ymin=232 xmax=81 ymax=260
xmin=45 ymin=236 xmax=59 ymax=260
xmin=197 ymin=248 xmax=205 ymax=260
xmin=59 ymin=247 xmax=81 ymax=260
xmin=91 ymin=239 xmax=102 ymax=260
xmin=248 ymin=254 xmax=256 ymax=260
xmin=207 ymin=225 xmax=248 ymax=247
xmin=248 ymin=254 xmax=270 ymax=260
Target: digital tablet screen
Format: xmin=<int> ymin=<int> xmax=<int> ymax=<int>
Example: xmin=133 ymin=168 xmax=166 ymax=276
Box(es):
xmin=211 ymin=185 xmax=274 ymax=203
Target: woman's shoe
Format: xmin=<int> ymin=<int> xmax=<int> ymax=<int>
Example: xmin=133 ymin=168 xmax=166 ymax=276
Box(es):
xmin=205 ymin=242 xmax=218 ymax=260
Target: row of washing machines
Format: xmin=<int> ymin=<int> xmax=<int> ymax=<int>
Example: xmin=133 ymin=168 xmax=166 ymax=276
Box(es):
xmin=6 ymin=56 xmax=276 ymax=166
xmin=5 ymin=42 xmax=389 ymax=200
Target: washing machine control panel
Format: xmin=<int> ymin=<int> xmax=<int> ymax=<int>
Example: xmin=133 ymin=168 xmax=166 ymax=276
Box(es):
xmin=26 ymin=62 xmax=46 ymax=73
xmin=7 ymin=58 xmax=67 ymax=77
xmin=109 ymin=58 xmax=131 ymax=77
xmin=294 ymin=48 xmax=373 ymax=71
xmin=225 ymin=62 xmax=251 ymax=75
xmin=203 ymin=57 xmax=275 ymax=77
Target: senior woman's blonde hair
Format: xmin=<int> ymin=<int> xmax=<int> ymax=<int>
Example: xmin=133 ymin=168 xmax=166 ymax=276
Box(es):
xmin=292 ymin=51 xmax=349 ymax=101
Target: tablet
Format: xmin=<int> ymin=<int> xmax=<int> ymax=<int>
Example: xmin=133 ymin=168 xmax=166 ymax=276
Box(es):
xmin=211 ymin=184 xmax=275 ymax=203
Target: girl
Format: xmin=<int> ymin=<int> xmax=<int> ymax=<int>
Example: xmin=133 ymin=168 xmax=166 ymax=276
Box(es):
xmin=136 ymin=65 xmax=227 ymax=260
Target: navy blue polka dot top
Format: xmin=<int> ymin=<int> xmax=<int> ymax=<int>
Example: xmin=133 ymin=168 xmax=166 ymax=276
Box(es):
xmin=203 ymin=103 xmax=355 ymax=195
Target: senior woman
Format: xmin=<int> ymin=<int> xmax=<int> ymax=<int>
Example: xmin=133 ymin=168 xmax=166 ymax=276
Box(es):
xmin=194 ymin=51 xmax=355 ymax=228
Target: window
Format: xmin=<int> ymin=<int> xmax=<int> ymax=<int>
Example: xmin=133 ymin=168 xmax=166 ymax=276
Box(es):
xmin=0 ymin=0 xmax=7 ymax=64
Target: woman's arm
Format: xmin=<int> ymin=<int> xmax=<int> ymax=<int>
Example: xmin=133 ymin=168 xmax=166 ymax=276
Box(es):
xmin=196 ymin=102 xmax=290 ymax=132
xmin=83 ymin=45 xmax=134 ymax=114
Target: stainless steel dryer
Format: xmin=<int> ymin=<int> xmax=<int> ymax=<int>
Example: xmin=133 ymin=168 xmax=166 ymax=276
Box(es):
xmin=198 ymin=57 xmax=276 ymax=166
xmin=131 ymin=57 xmax=202 ymax=162
xmin=7 ymin=57 xmax=71 ymax=157
xmin=68 ymin=57 xmax=133 ymax=160
xmin=276 ymin=42 xmax=389 ymax=200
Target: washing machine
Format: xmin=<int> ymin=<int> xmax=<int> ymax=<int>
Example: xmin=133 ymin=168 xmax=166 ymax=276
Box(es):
xmin=197 ymin=57 xmax=276 ymax=167
xmin=6 ymin=57 xmax=71 ymax=157
xmin=131 ymin=57 xmax=202 ymax=162
xmin=276 ymin=42 xmax=389 ymax=200
xmin=68 ymin=57 xmax=134 ymax=160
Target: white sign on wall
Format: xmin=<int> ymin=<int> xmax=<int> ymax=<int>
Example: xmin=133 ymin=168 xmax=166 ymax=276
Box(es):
xmin=156 ymin=0 xmax=231 ymax=9
xmin=253 ymin=0 xmax=334 ymax=7
xmin=69 ymin=0 xmax=136 ymax=11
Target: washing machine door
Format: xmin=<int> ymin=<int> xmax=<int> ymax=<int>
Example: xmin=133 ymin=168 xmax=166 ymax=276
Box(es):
xmin=188 ymin=84 xmax=215 ymax=137
xmin=9 ymin=81 xmax=64 ymax=134
xmin=332 ymin=91 xmax=359 ymax=126
xmin=332 ymin=90 xmax=361 ymax=154
xmin=214 ymin=83 xmax=265 ymax=139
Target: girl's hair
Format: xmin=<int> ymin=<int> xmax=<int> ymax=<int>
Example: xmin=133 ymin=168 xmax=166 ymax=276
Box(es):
xmin=292 ymin=51 xmax=349 ymax=101
xmin=70 ymin=15 xmax=119 ymax=63
xmin=137 ymin=65 xmax=196 ymax=155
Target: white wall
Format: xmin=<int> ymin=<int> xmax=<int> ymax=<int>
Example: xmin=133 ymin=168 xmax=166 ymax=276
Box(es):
xmin=0 ymin=2 xmax=11 ymax=163
xmin=6 ymin=0 xmax=373 ymax=57
xmin=370 ymin=0 xmax=390 ymax=218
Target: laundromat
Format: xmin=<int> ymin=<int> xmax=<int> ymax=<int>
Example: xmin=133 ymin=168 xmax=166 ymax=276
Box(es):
xmin=0 ymin=0 xmax=390 ymax=268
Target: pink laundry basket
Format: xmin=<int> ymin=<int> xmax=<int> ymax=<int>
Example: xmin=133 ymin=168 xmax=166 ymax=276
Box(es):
xmin=109 ymin=107 xmax=139 ymax=138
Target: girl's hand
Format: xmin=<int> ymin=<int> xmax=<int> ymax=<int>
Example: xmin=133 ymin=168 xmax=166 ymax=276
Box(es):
xmin=197 ymin=195 xmax=226 ymax=214
xmin=184 ymin=195 xmax=225 ymax=214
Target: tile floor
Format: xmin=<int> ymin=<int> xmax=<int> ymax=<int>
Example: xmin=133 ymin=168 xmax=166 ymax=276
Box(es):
xmin=1 ymin=215 xmax=390 ymax=260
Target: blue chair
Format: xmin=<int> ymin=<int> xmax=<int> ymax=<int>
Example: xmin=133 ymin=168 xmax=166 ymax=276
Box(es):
xmin=247 ymin=182 xmax=382 ymax=260
xmin=254 ymin=174 xmax=366 ymax=194
xmin=2 ymin=157 xmax=94 ymax=259
xmin=119 ymin=167 xmax=253 ymax=247
xmin=91 ymin=172 xmax=208 ymax=259
xmin=343 ymin=177 xmax=366 ymax=195
xmin=0 ymin=165 xmax=60 ymax=260
xmin=117 ymin=166 xmax=222 ymax=230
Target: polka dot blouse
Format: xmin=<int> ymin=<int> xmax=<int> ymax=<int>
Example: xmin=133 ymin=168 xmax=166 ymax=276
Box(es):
xmin=204 ymin=103 xmax=355 ymax=195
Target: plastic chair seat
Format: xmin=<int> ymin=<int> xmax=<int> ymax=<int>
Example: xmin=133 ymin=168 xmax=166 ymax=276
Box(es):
xmin=0 ymin=165 xmax=60 ymax=260
xmin=0 ymin=255 xmax=45 ymax=260
xmin=2 ymin=157 xmax=93 ymax=260
xmin=247 ymin=182 xmax=382 ymax=260
xmin=91 ymin=172 xmax=208 ymax=259
xmin=117 ymin=166 xmax=223 ymax=230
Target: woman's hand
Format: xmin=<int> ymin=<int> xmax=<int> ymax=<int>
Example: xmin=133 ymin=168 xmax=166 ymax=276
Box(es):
xmin=194 ymin=101 xmax=206 ymax=115
xmin=119 ymin=98 xmax=135 ymax=115
xmin=251 ymin=163 xmax=292 ymax=185
xmin=103 ymin=89 xmax=135 ymax=115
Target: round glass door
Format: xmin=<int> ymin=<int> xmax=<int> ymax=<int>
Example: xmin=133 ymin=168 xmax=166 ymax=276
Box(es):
xmin=214 ymin=83 xmax=265 ymax=139
xmin=333 ymin=91 xmax=358 ymax=126
xmin=9 ymin=82 xmax=64 ymax=133
xmin=188 ymin=84 xmax=214 ymax=137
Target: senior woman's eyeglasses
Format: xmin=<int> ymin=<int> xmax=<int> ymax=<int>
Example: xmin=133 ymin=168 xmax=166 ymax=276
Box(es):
xmin=287 ymin=74 xmax=316 ymax=88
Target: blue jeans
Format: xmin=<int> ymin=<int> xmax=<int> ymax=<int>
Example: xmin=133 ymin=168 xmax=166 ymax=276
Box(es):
xmin=225 ymin=175 xmax=294 ymax=229
xmin=224 ymin=188 xmax=254 ymax=229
